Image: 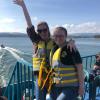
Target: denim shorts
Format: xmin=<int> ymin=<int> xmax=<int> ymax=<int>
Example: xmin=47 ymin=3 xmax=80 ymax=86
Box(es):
xmin=50 ymin=85 xmax=80 ymax=100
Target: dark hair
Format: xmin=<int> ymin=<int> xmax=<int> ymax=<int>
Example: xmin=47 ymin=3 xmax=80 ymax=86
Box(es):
xmin=96 ymin=53 xmax=100 ymax=59
xmin=54 ymin=27 xmax=67 ymax=37
xmin=37 ymin=21 xmax=50 ymax=37
xmin=0 ymin=96 xmax=7 ymax=100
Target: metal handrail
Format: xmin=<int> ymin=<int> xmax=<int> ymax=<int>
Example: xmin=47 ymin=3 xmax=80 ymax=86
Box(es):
xmin=2 ymin=54 xmax=97 ymax=100
xmin=3 ymin=59 xmax=34 ymax=100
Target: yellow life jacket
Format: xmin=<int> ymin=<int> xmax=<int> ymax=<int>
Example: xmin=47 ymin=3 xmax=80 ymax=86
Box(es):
xmin=50 ymin=47 xmax=79 ymax=87
xmin=33 ymin=40 xmax=54 ymax=71
xmin=33 ymin=39 xmax=54 ymax=89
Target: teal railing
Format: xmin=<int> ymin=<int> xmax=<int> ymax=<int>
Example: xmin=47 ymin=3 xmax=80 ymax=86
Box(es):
xmin=2 ymin=60 xmax=34 ymax=100
xmin=82 ymin=55 xmax=96 ymax=70
xmin=2 ymin=54 xmax=97 ymax=100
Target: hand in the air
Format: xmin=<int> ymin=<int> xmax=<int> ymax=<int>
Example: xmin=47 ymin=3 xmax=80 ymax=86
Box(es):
xmin=13 ymin=0 xmax=24 ymax=6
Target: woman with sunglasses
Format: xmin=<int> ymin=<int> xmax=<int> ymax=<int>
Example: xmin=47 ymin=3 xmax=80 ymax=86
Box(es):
xmin=49 ymin=27 xmax=84 ymax=100
xmin=13 ymin=0 xmax=76 ymax=100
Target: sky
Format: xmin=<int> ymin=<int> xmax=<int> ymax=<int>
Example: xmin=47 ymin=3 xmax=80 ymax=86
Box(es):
xmin=0 ymin=0 xmax=100 ymax=34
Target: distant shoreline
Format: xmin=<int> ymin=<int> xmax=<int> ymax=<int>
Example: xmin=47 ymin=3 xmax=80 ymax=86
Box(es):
xmin=0 ymin=32 xmax=100 ymax=38
xmin=0 ymin=32 xmax=27 ymax=37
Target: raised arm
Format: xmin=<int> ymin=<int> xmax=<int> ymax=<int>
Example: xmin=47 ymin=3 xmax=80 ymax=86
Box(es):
xmin=13 ymin=0 xmax=32 ymax=28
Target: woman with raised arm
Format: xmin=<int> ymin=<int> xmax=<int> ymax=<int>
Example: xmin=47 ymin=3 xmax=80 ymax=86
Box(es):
xmin=13 ymin=0 xmax=77 ymax=100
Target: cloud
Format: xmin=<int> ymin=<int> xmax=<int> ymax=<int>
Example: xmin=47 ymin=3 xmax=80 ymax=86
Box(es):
xmin=31 ymin=16 xmax=38 ymax=21
xmin=0 ymin=20 xmax=100 ymax=34
xmin=10 ymin=28 xmax=25 ymax=33
xmin=0 ymin=18 xmax=15 ymax=24
xmin=63 ymin=22 xmax=100 ymax=34
xmin=0 ymin=17 xmax=26 ymax=33
xmin=0 ymin=27 xmax=26 ymax=33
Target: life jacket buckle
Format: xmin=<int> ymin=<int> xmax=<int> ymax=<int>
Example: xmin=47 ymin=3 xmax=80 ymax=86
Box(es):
xmin=53 ymin=77 xmax=62 ymax=84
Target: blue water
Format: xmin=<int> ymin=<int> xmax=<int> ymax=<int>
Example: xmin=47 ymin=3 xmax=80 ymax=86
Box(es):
xmin=0 ymin=36 xmax=100 ymax=100
xmin=0 ymin=37 xmax=33 ymax=54
xmin=74 ymin=38 xmax=100 ymax=56
xmin=0 ymin=37 xmax=100 ymax=57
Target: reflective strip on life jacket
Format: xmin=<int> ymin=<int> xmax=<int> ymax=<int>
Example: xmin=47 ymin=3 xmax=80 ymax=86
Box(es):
xmin=33 ymin=40 xmax=54 ymax=71
xmin=60 ymin=79 xmax=78 ymax=84
xmin=54 ymin=67 xmax=75 ymax=71
xmin=32 ymin=58 xmax=43 ymax=71
xmin=51 ymin=47 xmax=79 ymax=87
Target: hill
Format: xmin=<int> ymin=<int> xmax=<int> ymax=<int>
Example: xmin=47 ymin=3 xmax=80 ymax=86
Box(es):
xmin=68 ymin=33 xmax=100 ymax=38
xmin=0 ymin=32 xmax=100 ymax=38
xmin=0 ymin=32 xmax=27 ymax=37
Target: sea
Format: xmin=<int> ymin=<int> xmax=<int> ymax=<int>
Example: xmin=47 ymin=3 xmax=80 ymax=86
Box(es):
xmin=0 ymin=36 xmax=100 ymax=57
xmin=0 ymin=36 xmax=100 ymax=99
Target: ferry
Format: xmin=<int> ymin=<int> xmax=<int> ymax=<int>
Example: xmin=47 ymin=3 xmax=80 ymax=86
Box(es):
xmin=0 ymin=46 xmax=100 ymax=100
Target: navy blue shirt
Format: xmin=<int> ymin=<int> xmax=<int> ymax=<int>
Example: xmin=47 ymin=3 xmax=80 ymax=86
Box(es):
xmin=51 ymin=44 xmax=82 ymax=65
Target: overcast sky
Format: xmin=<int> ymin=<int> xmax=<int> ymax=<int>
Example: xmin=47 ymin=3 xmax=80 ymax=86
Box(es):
xmin=0 ymin=0 xmax=100 ymax=34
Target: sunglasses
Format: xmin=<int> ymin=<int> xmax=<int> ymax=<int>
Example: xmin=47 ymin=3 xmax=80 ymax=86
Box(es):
xmin=37 ymin=28 xmax=47 ymax=33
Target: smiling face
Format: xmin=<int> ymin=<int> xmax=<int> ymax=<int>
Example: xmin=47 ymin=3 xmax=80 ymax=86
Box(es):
xmin=37 ymin=22 xmax=50 ymax=41
xmin=53 ymin=27 xmax=67 ymax=46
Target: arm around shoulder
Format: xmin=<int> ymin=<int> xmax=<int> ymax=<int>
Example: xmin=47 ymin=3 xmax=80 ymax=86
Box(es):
xmin=67 ymin=39 xmax=77 ymax=52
